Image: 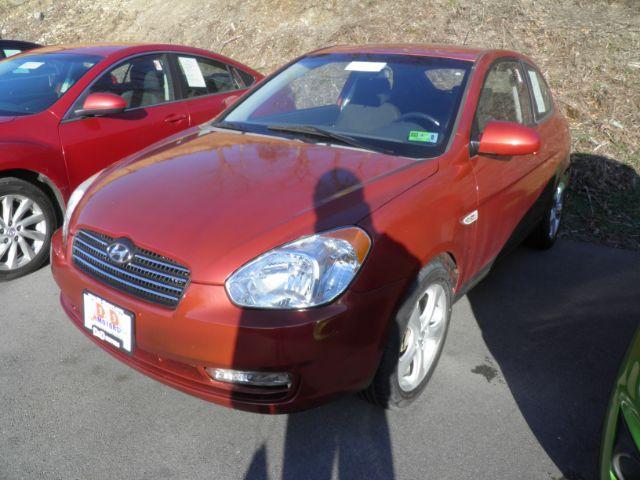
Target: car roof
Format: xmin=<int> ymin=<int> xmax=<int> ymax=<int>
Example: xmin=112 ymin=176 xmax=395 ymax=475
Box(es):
xmin=310 ymin=44 xmax=516 ymax=62
xmin=18 ymin=43 xmax=213 ymax=58
xmin=20 ymin=43 xmax=138 ymax=57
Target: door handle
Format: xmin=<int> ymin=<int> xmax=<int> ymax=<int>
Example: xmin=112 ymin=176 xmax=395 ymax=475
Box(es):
xmin=164 ymin=113 xmax=188 ymax=124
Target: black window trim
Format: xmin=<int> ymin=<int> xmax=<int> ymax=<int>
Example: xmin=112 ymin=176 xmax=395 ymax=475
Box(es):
xmin=521 ymin=61 xmax=555 ymax=124
xmin=169 ymin=52 xmax=249 ymax=101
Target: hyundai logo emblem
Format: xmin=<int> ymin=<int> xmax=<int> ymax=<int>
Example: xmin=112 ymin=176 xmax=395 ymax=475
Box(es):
xmin=107 ymin=241 xmax=134 ymax=265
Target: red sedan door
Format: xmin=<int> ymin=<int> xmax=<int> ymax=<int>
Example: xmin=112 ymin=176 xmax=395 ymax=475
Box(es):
xmin=467 ymin=59 xmax=544 ymax=274
xmin=59 ymin=53 xmax=189 ymax=189
xmin=170 ymin=53 xmax=253 ymax=125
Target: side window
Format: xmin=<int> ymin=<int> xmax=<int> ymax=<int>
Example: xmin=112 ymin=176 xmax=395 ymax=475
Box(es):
xmin=525 ymin=65 xmax=553 ymax=119
xmin=86 ymin=54 xmax=175 ymax=109
xmin=474 ymin=61 xmax=533 ymax=134
xmin=175 ymin=55 xmax=240 ymax=98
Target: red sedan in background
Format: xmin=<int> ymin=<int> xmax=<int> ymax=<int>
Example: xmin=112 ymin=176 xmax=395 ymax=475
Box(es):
xmin=0 ymin=43 xmax=261 ymax=280
xmin=52 ymin=44 xmax=571 ymax=412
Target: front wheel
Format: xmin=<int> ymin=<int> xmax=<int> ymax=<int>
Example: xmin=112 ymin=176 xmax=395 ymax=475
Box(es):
xmin=361 ymin=258 xmax=453 ymax=409
xmin=0 ymin=177 xmax=56 ymax=281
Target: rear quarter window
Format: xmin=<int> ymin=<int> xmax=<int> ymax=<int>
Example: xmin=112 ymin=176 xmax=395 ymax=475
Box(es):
xmin=234 ymin=68 xmax=256 ymax=88
xmin=525 ymin=65 xmax=554 ymax=119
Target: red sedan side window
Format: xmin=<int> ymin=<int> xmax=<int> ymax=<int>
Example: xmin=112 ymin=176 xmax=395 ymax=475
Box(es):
xmin=83 ymin=54 xmax=175 ymax=110
xmin=475 ymin=61 xmax=533 ymax=134
xmin=175 ymin=55 xmax=240 ymax=98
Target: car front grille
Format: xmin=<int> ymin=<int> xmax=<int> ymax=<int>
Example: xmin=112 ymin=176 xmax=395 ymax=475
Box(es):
xmin=72 ymin=229 xmax=190 ymax=308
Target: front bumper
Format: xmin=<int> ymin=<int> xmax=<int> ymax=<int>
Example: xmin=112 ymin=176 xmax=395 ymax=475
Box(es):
xmin=51 ymin=229 xmax=405 ymax=413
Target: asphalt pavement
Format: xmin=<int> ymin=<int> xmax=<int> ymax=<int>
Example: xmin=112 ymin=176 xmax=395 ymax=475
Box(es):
xmin=1 ymin=240 xmax=639 ymax=480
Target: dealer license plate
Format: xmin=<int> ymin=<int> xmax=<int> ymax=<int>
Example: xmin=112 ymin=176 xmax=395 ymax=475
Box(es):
xmin=83 ymin=291 xmax=134 ymax=354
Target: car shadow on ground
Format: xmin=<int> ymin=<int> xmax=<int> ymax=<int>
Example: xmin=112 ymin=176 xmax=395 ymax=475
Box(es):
xmin=468 ymin=241 xmax=640 ymax=480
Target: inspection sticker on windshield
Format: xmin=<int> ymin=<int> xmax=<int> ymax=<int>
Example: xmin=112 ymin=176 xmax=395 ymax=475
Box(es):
xmin=408 ymin=131 xmax=439 ymax=143
xmin=345 ymin=61 xmax=387 ymax=72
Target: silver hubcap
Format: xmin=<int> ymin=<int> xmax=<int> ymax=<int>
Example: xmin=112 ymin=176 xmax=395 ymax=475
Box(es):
xmin=549 ymin=183 xmax=564 ymax=238
xmin=398 ymin=283 xmax=447 ymax=392
xmin=0 ymin=194 xmax=47 ymax=271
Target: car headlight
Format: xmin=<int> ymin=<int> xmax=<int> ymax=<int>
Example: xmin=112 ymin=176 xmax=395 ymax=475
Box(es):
xmin=62 ymin=171 xmax=102 ymax=244
xmin=225 ymin=227 xmax=371 ymax=309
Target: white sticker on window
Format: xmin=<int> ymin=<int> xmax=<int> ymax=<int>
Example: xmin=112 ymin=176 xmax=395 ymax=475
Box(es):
xmin=178 ymin=57 xmax=206 ymax=88
xmin=17 ymin=61 xmax=44 ymax=70
xmin=345 ymin=61 xmax=387 ymax=72
xmin=153 ymin=59 xmax=163 ymax=71
xmin=528 ymin=70 xmax=547 ymax=114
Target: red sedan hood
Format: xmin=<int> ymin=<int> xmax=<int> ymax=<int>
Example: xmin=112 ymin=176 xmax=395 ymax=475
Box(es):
xmin=76 ymin=128 xmax=436 ymax=283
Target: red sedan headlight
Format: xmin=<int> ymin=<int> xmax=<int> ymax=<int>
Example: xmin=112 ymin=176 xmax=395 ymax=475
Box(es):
xmin=225 ymin=226 xmax=371 ymax=309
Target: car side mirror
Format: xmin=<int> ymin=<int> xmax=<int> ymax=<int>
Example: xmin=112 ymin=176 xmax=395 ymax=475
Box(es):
xmin=476 ymin=120 xmax=541 ymax=156
xmin=75 ymin=93 xmax=127 ymax=117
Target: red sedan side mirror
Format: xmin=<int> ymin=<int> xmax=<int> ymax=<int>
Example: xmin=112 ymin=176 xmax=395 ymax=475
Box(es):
xmin=75 ymin=92 xmax=127 ymax=117
xmin=477 ymin=120 xmax=541 ymax=156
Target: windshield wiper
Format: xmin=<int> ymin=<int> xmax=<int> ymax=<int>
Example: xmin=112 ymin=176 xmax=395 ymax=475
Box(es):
xmin=210 ymin=120 xmax=249 ymax=132
xmin=267 ymin=124 xmax=394 ymax=155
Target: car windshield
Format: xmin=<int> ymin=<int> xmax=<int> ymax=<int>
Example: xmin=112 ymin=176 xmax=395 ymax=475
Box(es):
xmin=221 ymin=53 xmax=472 ymax=158
xmin=0 ymin=53 xmax=102 ymax=116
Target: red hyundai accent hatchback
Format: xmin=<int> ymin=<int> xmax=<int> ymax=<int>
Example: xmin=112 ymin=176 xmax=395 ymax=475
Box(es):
xmin=0 ymin=43 xmax=261 ymax=280
xmin=52 ymin=45 xmax=571 ymax=413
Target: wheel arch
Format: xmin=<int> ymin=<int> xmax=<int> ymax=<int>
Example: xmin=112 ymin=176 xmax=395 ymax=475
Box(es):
xmin=420 ymin=247 xmax=461 ymax=293
xmin=439 ymin=251 xmax=460 ymax=290
xmin=0 ymin=169 xmax=65 ymax=226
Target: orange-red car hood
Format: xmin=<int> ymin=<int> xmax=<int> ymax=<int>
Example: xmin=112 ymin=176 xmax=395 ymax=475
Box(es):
xmin=74 ymin=127 xmax=437 ymax=284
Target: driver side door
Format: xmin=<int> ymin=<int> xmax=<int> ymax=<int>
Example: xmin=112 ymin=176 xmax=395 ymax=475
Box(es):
xmin=467 ymin=59 xmax=540 ymax=274
xmin=59 ymin=53 xmax=190 ymax=189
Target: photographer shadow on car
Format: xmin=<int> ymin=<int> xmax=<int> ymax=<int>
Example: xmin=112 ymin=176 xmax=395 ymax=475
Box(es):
xmin=234 ymin=166 xmax=430 ymax=480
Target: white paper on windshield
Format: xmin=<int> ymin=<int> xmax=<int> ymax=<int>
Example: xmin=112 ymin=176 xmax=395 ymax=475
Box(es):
xmin=345 ymin=61 xmax=387 ymax=72
xmin=528 ymin=71 xmax=547 ymax=114
xmin=18 ymin=61 xmax=44 ymax=70
xmin=178 ymin=56 xmax=206 ymax=88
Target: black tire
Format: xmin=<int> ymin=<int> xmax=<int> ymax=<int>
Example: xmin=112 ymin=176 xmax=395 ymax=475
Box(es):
xmin=527 ymin=180 xmax=566 ymax=250
xmin=0 ymin=177 xmax=56 ymax=281
xmin=361 ymin=257 xmax=454 ymax=409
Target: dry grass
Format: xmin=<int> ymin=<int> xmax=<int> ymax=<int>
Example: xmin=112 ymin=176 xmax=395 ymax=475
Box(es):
xmin=1 ymin=0 xmax=639 ymax=247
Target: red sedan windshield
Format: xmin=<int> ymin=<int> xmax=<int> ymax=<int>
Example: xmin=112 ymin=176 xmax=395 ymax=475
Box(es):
xmin=0 ymin=53 xmax=101 ymax=116
xmin=222 ymin=53 xmax=472 ymax=158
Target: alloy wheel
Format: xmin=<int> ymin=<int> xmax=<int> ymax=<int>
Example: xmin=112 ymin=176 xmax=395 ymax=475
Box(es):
xmin=0 ymin=194 xmax=47 ymax=271
xmin=397 ymin=283 xmax=447 ymax=392
xmin=548 ymin=183 xmax=565 ymax=239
